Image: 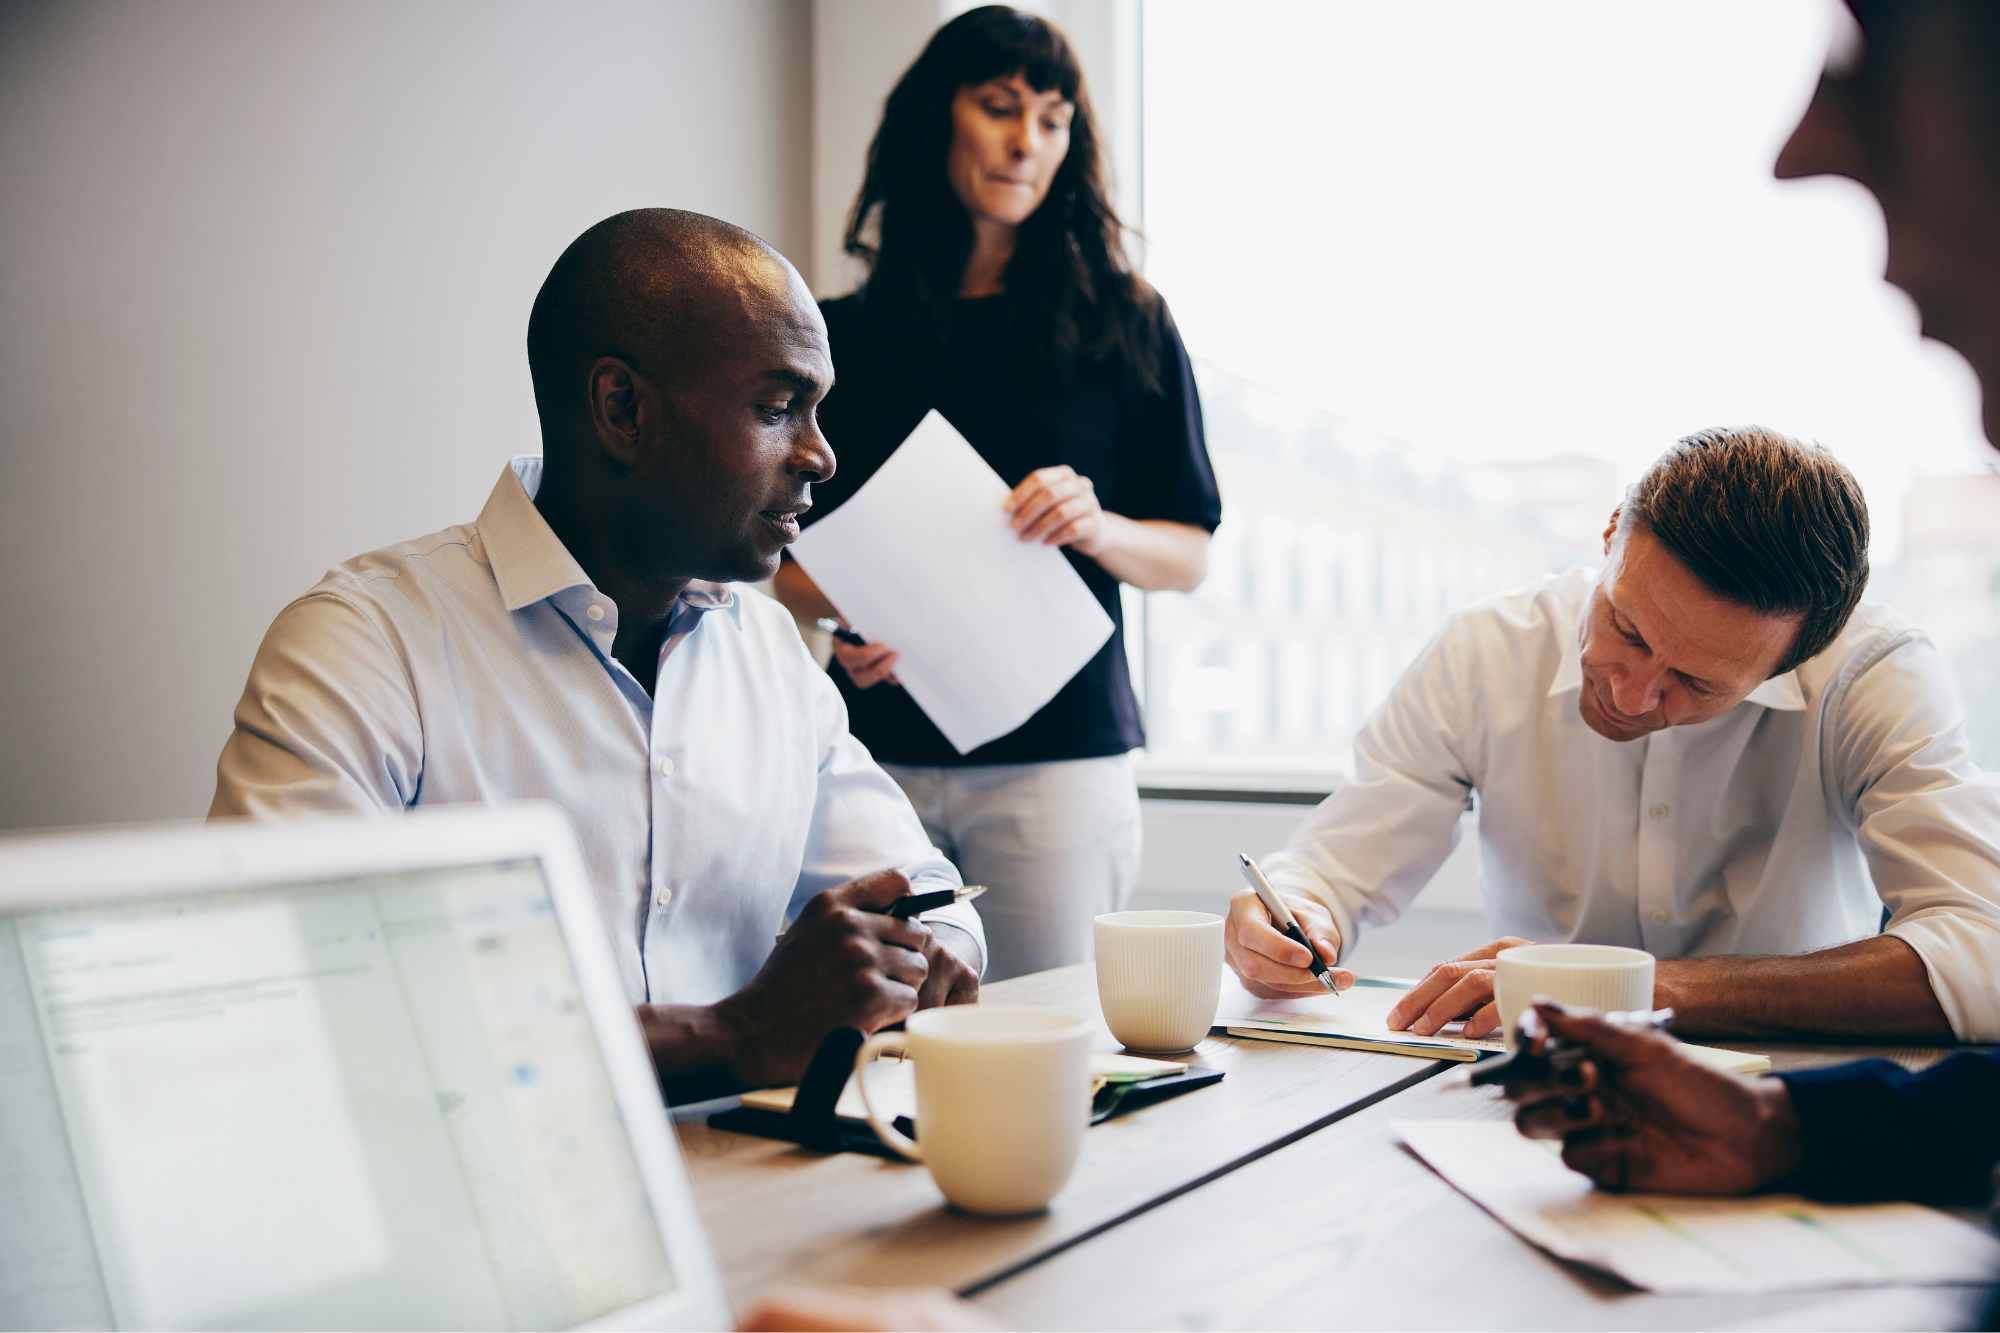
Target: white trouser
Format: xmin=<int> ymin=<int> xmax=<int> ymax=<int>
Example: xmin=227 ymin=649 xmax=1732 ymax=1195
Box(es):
xmin=881 ymin=754 xmax=1142 ymax=983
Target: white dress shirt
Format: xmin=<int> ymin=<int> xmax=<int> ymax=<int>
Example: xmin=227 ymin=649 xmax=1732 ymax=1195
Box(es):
xmin=213 ymin=458 xmax=982 ymax=1007
xmin=1264 ymin=568 xmax=2000 ymax=1041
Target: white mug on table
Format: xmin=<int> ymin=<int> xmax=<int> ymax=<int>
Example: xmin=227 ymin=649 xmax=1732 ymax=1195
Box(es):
xmin=1494 ymin=943 xmax=1655 ymax=1040
xmin=852 ymin=1005 xmax=1093 ymax=1216
xmin=1093 ymin=910 xmax=1224 ymax=1054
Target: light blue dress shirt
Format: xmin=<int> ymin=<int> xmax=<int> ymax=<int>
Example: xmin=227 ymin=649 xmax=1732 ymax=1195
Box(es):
xmin=213 ymin=458 xmax=981 ymax=1006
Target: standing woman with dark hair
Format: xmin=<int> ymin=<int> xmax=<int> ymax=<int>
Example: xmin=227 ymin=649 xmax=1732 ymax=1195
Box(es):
xmin=773 ymin=5 xmax=1220 ymax=981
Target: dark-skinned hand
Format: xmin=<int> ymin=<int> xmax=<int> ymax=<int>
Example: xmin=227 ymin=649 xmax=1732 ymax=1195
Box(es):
xmin=916 ymin=921 xmax=982 ymax=1009
xmin=711 ymin=869 xmax=933 ymax=1090
xmin=1501 ymin=1002 xmax=1805 ymax=1194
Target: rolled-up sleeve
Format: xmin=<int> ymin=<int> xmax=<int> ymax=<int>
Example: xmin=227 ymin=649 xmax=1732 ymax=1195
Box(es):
xmin=791 ymin=668 xmax=986 ymax=973
xmin=1832 ymin=631 xmax=2000 ymax=1041
xmin=1260 ymin=618 xmax=1475 ymax=961
xmin=210 ymin=593 xmax=422 ymax=819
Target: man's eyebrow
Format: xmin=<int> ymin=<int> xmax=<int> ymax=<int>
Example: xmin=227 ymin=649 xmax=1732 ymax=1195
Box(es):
xmin=1609 ymin=603 xmax=1647 ymax=647
xmin=763 ymin=368 xmax=822 ymax=394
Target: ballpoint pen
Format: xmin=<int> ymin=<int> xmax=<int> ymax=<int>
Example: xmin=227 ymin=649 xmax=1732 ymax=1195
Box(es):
xmin=815 ymin=617 xmax=869 ymax=648
xmin=1466 ymin=1006 xmax=1675 ymax=1086
xmin=1238 ymin=853 xmax=1339 ymax=996
xmin=879 ymin=885 xmax=987 ymax=919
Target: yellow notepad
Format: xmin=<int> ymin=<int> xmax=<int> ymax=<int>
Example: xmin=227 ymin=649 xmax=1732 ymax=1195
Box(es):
xmin=1221 ymin=981 xmax=1504 ymax=1062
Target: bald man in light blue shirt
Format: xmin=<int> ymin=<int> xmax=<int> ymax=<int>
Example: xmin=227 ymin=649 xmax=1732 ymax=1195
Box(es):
xmin=214 ymin=209 xmax=983 ymax=1102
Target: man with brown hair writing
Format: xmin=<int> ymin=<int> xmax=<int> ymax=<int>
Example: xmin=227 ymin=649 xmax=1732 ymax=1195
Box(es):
xmin=1226 ymin=418 xmax=2000 ymax=1044
xmin=1499 ymin=0 xmax=2000 ymax=1205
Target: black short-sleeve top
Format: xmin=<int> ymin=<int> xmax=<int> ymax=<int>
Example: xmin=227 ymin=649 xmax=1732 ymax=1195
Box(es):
xmin=801 ymin=290 xmax=1221 ymax=767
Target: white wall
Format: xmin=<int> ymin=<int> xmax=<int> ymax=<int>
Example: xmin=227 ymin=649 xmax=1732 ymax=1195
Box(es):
xmin=0 ymin=0 xmax=811 ymax=830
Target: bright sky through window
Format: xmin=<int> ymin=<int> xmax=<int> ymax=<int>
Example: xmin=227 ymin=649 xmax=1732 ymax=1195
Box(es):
xmin=1142 ymin=0 xmax=1989 ymax=559
xmin=1134 ymin=0 xmax=2000 ymax=777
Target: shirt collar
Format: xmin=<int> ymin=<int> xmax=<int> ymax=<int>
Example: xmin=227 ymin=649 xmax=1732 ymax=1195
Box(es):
xmin=478 ymin=457 xmax=744 ymax=629
xmin=1545 ymin=634 xmax=1806 ymax=711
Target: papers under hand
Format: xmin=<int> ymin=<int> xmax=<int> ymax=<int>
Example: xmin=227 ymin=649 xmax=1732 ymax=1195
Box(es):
xmin=1219 ymin=982 xmax=1507 ymax=1061
xmin=789 ymin=411 xmax=1114 ymax=753
xmin=1396 ymin=1119 xmax=2000 ymax=1295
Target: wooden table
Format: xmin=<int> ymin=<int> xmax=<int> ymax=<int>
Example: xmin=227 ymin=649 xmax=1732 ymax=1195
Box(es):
xmin=683 ymin=965 xmax=1993 ymax=1329
xmin=679 ymin=964 xmax=1446 ymax=1302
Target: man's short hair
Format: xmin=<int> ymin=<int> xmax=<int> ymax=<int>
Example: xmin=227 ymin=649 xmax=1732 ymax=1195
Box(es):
xmin=1622 ymin=426 xmax=1870 ymax=674
xmin=525 ymin=208 xmax=774 ymax=442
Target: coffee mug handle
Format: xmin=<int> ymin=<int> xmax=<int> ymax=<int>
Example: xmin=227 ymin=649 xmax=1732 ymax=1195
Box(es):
xmin=853 ymin=1032 xmax=922 ymax=1161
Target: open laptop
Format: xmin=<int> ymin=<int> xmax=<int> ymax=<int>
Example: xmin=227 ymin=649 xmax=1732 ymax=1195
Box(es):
xmin=0 ymin=802 xmax=732 ymax=1331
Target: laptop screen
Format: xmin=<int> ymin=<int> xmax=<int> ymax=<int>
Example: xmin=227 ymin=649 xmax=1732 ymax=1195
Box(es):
xmin=0 ymin=858 xmax=678 ymax=1331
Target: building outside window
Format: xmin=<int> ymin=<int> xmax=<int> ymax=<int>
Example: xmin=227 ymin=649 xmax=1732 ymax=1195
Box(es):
xmin=1133 ymin=0 xmax=1997 ymax=788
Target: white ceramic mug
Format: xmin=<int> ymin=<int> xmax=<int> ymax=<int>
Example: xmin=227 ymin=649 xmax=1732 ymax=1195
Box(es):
xmin=1093 ymin=910 xmax=1224 ymax=1054
xmin=1494 ymin=943 xmax=1656 ymax=1040
xmin=852 ymin=1005 xmax=1093 ymax=1216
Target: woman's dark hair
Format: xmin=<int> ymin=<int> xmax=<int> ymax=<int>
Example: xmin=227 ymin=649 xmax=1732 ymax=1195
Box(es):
xmin=843 ymin=4 xmax=1160 ymax=387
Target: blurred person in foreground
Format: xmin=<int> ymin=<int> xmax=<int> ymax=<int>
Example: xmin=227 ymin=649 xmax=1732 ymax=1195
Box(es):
xmin=1503 ymin=0 xmax=2000 ymax=1205
xmin=212 ymin=209 xmax=983 ymax=1104
xmin=771 ymin=6 xmax=1219 ymax=981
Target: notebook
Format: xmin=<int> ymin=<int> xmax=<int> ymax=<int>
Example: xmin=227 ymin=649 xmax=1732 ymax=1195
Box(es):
xmin=1220 ymin=978 xmax=1771 ymax=1073
xmin=1398 ymin=1119 xmax=2000 ymax=1293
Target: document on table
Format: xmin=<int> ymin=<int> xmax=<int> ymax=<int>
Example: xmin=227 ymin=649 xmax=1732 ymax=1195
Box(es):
xmin=1396 ymin=1119 xmax=2000 ymax=1294
xmin=788 ymin=410 xmax=1114 ymax=754
xmin=1217 ymin=979 xmax=1506 ymax=1061
xmin=1217 ymin=979 xmax=1770 ymax=1071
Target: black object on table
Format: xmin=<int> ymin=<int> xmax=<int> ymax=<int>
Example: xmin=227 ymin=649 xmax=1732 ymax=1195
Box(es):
xmin=706 ymin=1027 xmax=1225 ymax=1159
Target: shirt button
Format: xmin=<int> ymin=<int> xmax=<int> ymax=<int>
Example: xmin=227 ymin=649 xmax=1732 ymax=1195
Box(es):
xmin=1650 ymin=909 xmax=1668 ymax=924
xmin=586 ymin=604 xmax=605 ymax=621
xmin=1649 ymin=803 xmax=1670 ymax=820
xmin=659 ymin=758 xmax=675 ymax=776
xmin=655 ymin=887 xmax=673 ymax=909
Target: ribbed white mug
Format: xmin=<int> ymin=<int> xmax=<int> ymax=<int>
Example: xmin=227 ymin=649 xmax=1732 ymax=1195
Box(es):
xmin=1093 ymin=910 xmax=1224 ymax=1054
xmin=1494 ymin=943 xmax=1655 ymax=1040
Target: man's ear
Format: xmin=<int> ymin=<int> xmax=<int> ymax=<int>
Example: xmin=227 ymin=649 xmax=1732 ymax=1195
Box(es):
xmin=1602 ymin=506 xmax=1622 ymax=557
xmin=587 ymin=356 xmax=650 ymax=468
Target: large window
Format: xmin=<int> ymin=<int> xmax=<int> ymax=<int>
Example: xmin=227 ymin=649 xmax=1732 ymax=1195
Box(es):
xmin=1136 ymin=0 xmax=1995 ymax=784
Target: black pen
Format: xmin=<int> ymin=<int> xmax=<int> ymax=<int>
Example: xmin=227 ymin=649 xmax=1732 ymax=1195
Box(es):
xmin=1466 ymin=1006 xmax=1676 ymax=1086
xmin=1239 ymin=853 xmax=1339 ymax=995
xmin=880 ymin=885 xmax=987 ymax=919
xmin=816 ymin=617 xmax=868 ymax=648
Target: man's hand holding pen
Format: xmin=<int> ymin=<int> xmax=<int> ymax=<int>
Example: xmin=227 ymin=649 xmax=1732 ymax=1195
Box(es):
xmin=701 ymin=869 xmax=979 ymax=1092
xmin=1494 ymin=1002 xmax=1804 ymax=1195
xmin=1224 ymin=886 xmax=1354 ymax=999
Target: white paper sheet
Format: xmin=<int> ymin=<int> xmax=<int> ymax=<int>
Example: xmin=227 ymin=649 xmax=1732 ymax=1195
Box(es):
xmin=1396 ymin=1119 xmax=2000 ymax=1295
xmin=790 ymin=410 xmax=1115 ymax=753
xmin=1219 ymin=980 xmax=1506 ymax=1056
